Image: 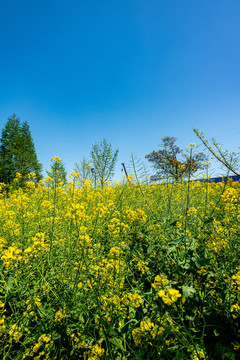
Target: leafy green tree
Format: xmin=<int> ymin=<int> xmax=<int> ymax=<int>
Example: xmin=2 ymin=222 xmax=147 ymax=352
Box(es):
xmin=90 ymin=138 xmax=119 ymax=187
xmin=46 ymin=156 xmax=67 ymax=186
xmin=145 ymin=136 xmax=206 ymax=182
xmin=0 ymin=114 xmax=42 ymax=185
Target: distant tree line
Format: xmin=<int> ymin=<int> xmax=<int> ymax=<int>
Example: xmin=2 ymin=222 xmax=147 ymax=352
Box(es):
xmin=0 ymin=115 xmax=120 ymax=189
xmin=3 ymin=114 xmax=236 ymax=190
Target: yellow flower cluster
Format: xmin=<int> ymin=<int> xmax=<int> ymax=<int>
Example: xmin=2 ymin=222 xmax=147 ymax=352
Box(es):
xmin=132 ymin=318 xmax=164 ymax=346
xmin=88 ymin=343 xmax=105 ymax=360
xmin=1 ymin=244 xmax=22 ymax=268
xmin=8 ymin=323 xmax=23 ymax=342
xmin=128 ymin=292 xmax=143 ymax=308
xmin=230 ymin=303 xmax=240 ymax=319
xmin=109 ymin=246 xmax=123 ymax=257
xmin=151 ymin=274 xmax=181 ymax=305
xmin=125 ymin=207 xmax=147 ymax=223
xmin=192 ymin=349 xmax=205 ymax=359
xmin=158 ymin=288 xmax=182 ymax=306
xmin=51 ymin=156 xmax=62 ymax=162
xmin=55 ymin=308 xmax=66 ymax=323
xmin=14 ymin=172 xmax=22 ymax=179
xmin=0 ymin=314 xmax=6 ymax=331
xmin=152 ymin=274 xmax=168 ymax=289
xmin=231 ymin=271 xmax=240 ymax=291
xmin=27 ymin=172 xmax=36 ymax=180
xmin=22 ymin=333 xmax=52 ymax=359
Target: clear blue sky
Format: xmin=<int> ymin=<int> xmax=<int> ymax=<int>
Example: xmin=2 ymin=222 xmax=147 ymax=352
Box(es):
xmin=0 ymin=0 xmax=240 ymax=180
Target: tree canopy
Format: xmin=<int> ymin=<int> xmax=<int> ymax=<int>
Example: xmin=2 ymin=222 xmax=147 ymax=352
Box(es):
xmin=0 ymin=114 xmax=42 ymax=186
xmin=145 ymin=136 xmax=206 ymax=182
xmin=90 ymin=138 xmax=118 ymax=187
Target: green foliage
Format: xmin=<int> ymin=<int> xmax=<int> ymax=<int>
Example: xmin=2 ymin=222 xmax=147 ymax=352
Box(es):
xmin=0 ymin=114 xmax=42 ymax=186
xmin=145 ymin=136 xmax=206 ymax=182
xmin=0 ymin=178 xmax=240 ymax=359
xmin=46 ymin=156 xmax=67 ymax=185
xmin=90 ymin=138 xmax=118 ymax=187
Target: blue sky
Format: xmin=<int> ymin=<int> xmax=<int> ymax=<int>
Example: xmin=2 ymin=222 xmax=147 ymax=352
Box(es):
xmin=0 ymin=0 xmax=240 ymax=180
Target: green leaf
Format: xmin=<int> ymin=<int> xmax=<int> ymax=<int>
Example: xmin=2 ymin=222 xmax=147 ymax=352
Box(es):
xmin=182 ymin=285 xmax=196 ymax=298
xmin=129 ymin=306 xmax=136 ymax=318
xmin=7 ymin=276 xmax=14 ymax=290
xmin=109 ymin=338 xmax=126 ymax=352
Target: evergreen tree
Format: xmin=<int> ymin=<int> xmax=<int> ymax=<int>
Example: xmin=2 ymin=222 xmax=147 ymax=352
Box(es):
xmin=0 ymin=114 xmax=42 ymax=185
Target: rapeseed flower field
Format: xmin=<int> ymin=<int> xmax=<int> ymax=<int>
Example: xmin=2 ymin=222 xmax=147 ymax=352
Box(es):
xmin=0 ymin=171 xmax=240 ymax=359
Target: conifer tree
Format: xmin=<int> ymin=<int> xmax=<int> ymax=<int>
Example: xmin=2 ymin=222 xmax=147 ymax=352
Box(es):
xmin=0 ymin=114 xmax=42 ymax=185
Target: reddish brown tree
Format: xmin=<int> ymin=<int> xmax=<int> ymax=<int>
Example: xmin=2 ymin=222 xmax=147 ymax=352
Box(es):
xmin=145 ymin=136 xmax=206 ymax=181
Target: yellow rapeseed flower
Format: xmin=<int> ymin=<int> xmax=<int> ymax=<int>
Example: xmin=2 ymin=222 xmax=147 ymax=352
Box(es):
xmin=158 ymin=288 xmax=181 ymax=305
